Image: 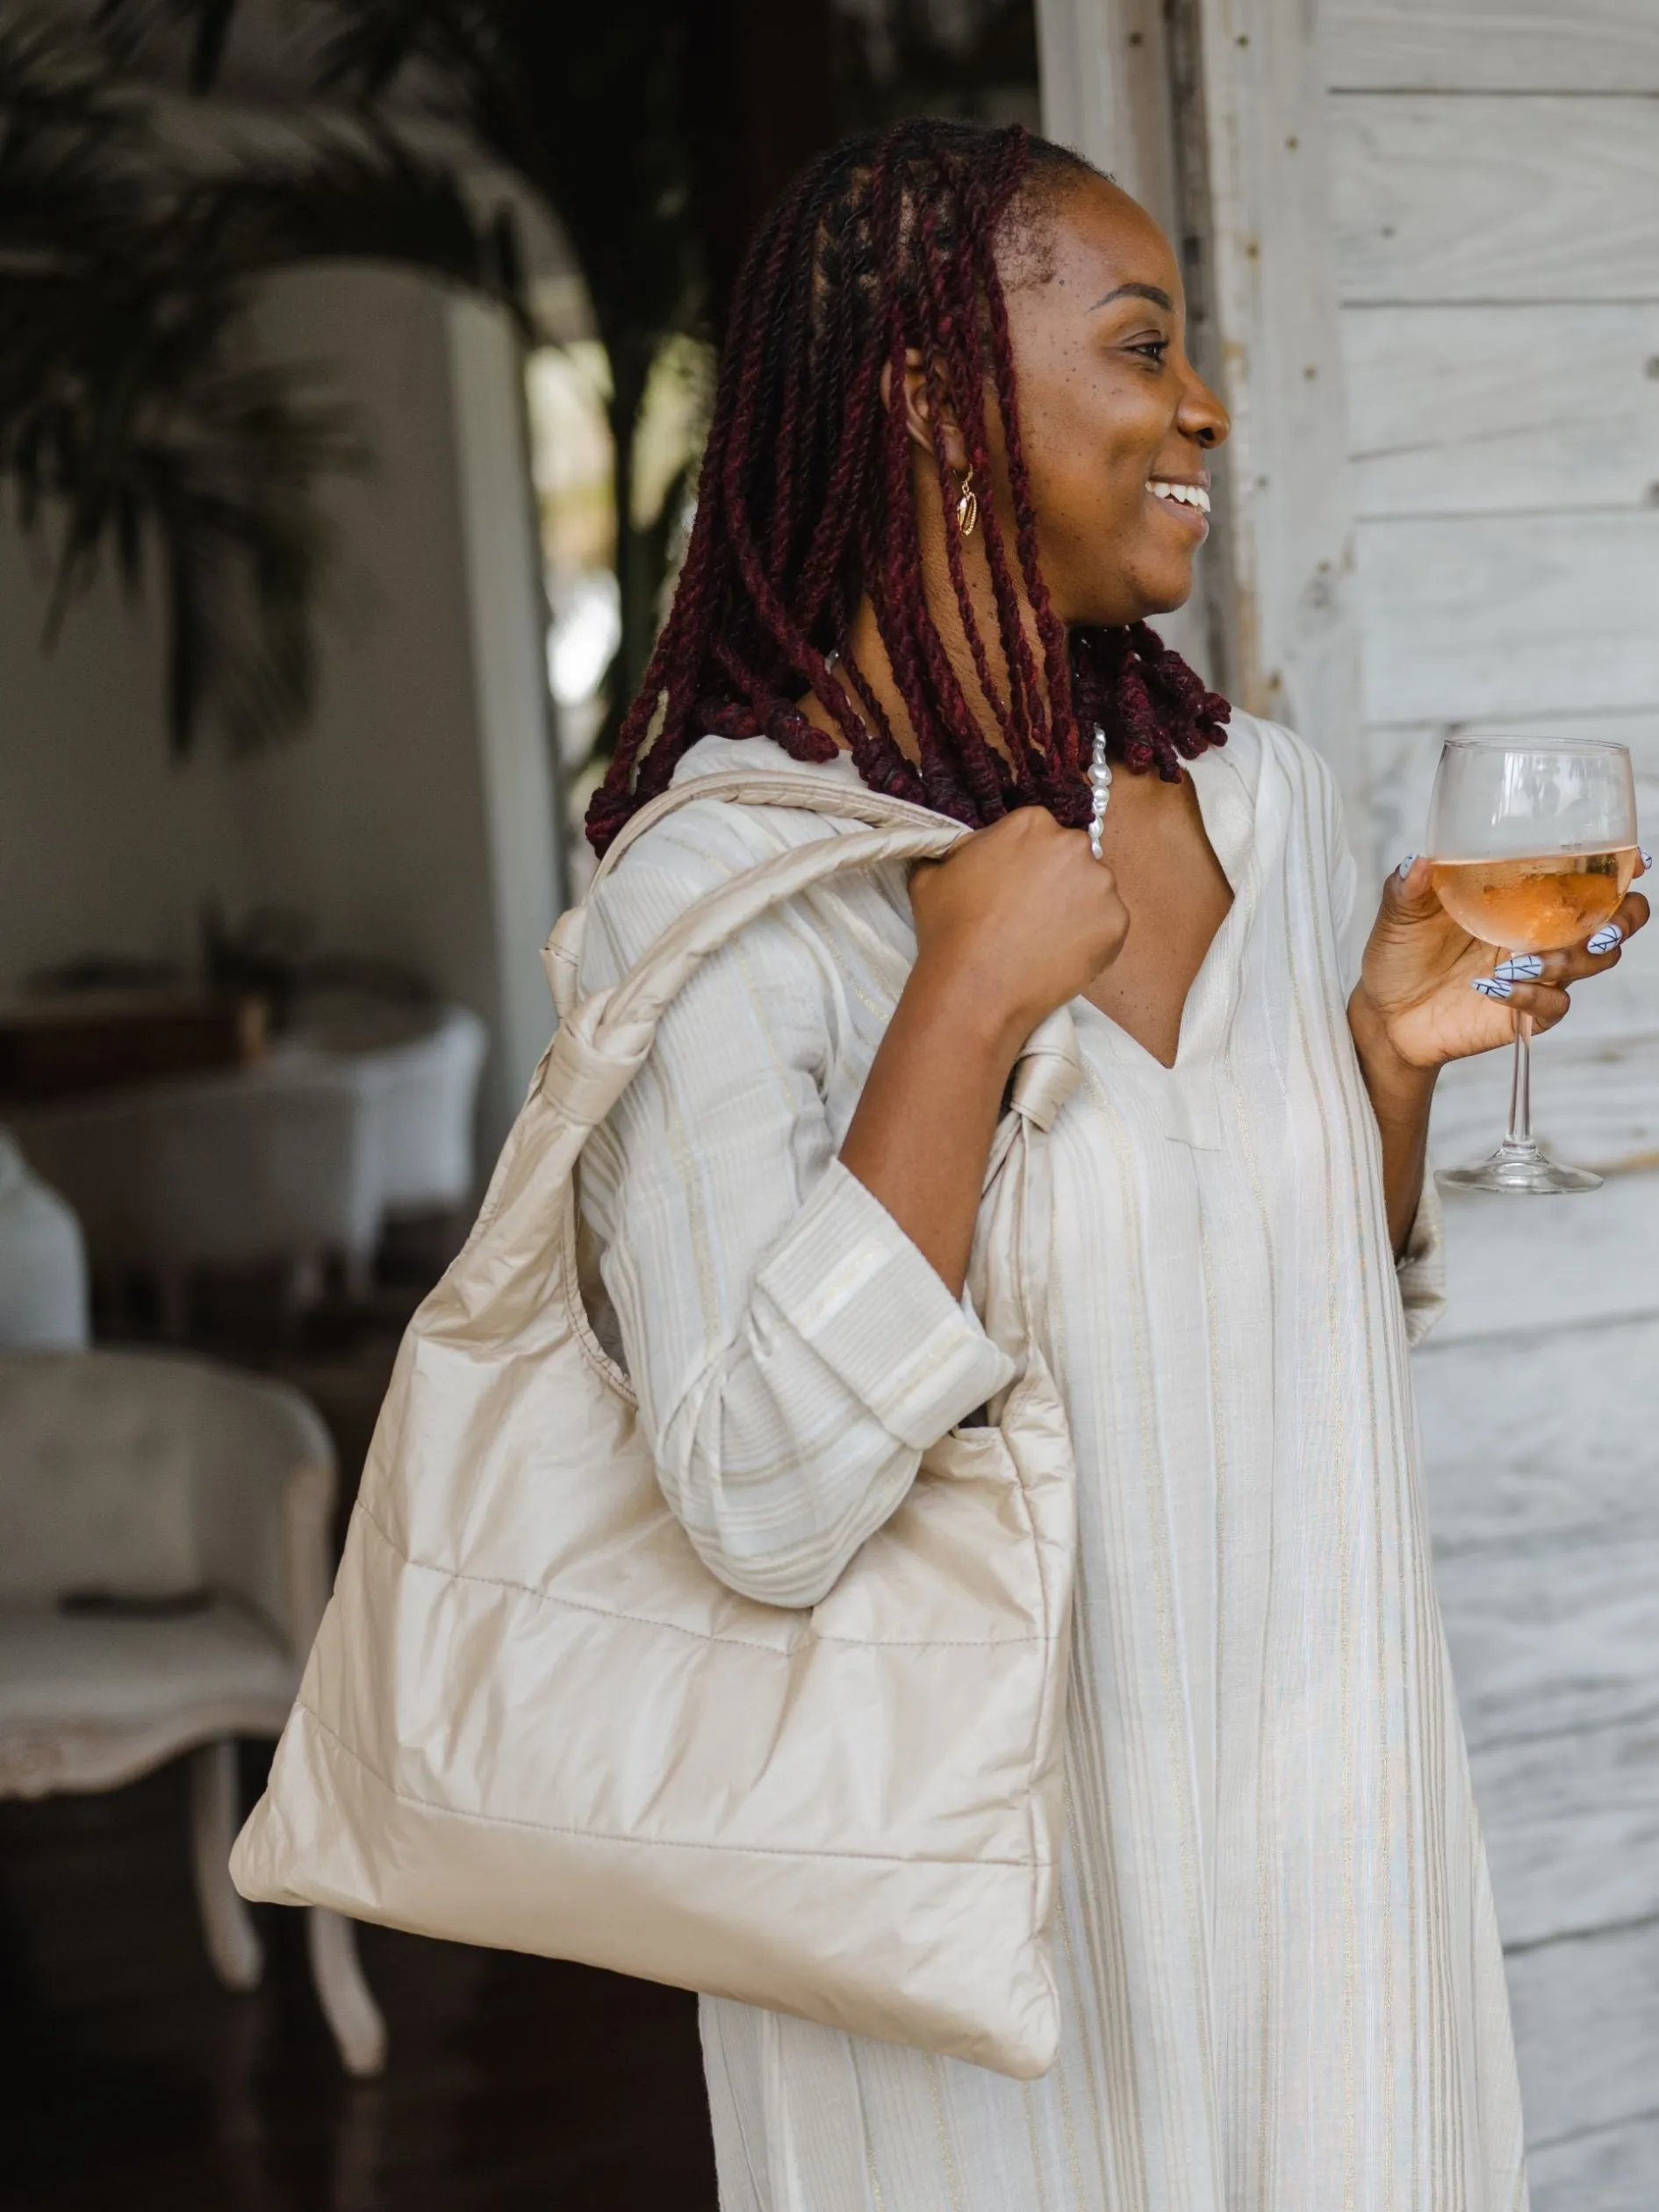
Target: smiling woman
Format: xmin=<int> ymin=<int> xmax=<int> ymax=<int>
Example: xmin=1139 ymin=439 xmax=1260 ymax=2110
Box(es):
xmin=559 ymin=117 xmax=1576 ymax=2210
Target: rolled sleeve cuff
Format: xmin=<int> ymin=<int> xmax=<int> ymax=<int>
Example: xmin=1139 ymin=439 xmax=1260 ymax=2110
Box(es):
xmin=756 ymin=1160 xmax=1016 ymax=1447
xmin=1397 ymin=1174 xmax=1447 ymax=1348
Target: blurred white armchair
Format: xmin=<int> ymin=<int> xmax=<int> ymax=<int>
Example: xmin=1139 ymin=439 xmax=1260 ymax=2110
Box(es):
xmin=0 ymin=1348 xmax=385 ymax=2076
xmin=8 ymin=1002 xmax=486 ymax=1331
xmin=0 ymin=1131 xmax=89 ymax=1347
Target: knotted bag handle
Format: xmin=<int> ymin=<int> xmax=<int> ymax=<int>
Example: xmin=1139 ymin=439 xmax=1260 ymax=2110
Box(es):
xmin=538 ymin=769 xmax=1081 ymax=1143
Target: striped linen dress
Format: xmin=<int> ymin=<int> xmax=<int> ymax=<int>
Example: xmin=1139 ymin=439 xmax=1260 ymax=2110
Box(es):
xmin=575 ymin=715 xmax=1528 ymax=2212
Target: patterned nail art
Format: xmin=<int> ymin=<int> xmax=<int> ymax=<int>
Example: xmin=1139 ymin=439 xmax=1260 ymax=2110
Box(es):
xmin=1397 ymin=855 xmax=1417 ymax=880
xmin=1492 ymin=954 xmax=1544 ymax=981
xmin=1587 ymin=924 xmax=1623 ymax=955
xmin=1470 ymin=976 xmax=1513 ymax=1001
xmin=1641 ymin=850 xmax=1653 ymax=872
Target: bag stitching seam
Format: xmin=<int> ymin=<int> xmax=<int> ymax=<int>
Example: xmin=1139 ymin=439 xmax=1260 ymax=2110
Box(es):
xmin=350 ymin=1495 xmax=1051 ymax=1652
xmin=292 ymin=1700 xmax=1054 ymax=1870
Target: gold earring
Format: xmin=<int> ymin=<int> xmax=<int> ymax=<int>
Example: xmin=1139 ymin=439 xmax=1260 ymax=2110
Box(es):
xmin=955 ymin=469 xmax=978 ymax=539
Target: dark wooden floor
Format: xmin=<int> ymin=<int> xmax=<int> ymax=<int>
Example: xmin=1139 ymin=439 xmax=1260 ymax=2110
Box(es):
xmin=5 ymin=1246 xmax=720 ymax=2210
xmin=0 ymin=1755 xmax=720 ymax=2210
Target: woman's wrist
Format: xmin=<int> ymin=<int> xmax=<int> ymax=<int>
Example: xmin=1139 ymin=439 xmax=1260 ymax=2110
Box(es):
xmin=906 ymin=946 xmax=1044 ymax=1075
xmin=1347 ymin=985 xmax=1440 ymax=1104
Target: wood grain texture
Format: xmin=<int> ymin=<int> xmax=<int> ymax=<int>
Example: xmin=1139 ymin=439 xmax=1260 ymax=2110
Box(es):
xmin=1363 ymin=710 xmax=1659 ymax=889
xmin=1469 ymin=1720 xmax=1659 ymax=1952
xmin=1505 ymin=1922 xmax=1659 ymax=2157
xmin=1170 ymin=0 xmax=1368 ymax=821
xmin=1326 ymin=0 xmax=1659 ymax=95
xmin=1342 ymin=304 xmax=1659 ymax=518
xmin=1354 ymin=511 xmax=1659 ymax=723
xmin=1034 ymin=0 xmax=1216 ymax=680
xmin=1430 ymin=1031 xmax=1659 ymax=1175
xmin=1435 ymin=1533 xmax=1659 ymax=1751
xmin=1331 ymin=94 xmax=1659 ymax=304
xmin=1530 ymin=2116 xmax=1659 ymax=2212
xmin=1416 ymin=1307 xmax=1659 ymax=1551
xmin=1426 ymin=1170 xmax=1659 ymax=1344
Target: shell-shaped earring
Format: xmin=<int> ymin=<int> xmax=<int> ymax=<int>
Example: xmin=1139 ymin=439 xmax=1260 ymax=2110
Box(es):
xmin=955 ymin=469 xmax=978 ymax=539
xmin=1088 ymin=726 xmax=1112 ymax=861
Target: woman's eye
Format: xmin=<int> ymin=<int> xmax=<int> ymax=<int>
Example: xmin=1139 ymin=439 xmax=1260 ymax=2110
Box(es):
xmin=1127 ymin=339 xmax=1170 ymax=365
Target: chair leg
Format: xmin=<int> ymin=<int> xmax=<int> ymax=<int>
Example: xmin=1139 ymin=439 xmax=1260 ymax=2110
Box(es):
xmin=190 ymin=1740 xmax=263 ymax=1993
xmin=307 ymin=1908 xmax=388 ymax=2079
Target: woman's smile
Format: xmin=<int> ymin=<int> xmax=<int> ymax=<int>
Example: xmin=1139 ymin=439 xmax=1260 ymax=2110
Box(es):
xmin=1146 ymin=473 xmax=1211 ymax=538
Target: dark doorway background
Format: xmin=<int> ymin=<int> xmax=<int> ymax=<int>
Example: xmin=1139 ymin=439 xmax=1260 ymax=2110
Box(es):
xmin=0 ymin=5 xmax=1038 ymax=2207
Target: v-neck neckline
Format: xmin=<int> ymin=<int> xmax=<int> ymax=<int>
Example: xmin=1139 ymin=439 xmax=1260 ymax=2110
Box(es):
xmin=1075 ymin=742 xmax=1258 ymax=1076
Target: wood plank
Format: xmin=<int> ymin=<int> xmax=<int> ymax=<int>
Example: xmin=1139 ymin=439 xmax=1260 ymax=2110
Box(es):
xmin=1426 ymin=1169 xmax=1659 ymax=1345
xmin=1362 ymin=712 xmax=1659 ymax=894
xmin=1415 ymin=1307 xmax=1659 ymax=1551
xmin=1167 ymin=0 xmax=1368 ymax=825
xmin=1435 ymin=1532 xmax=1659 ymax=1751
xmin=1354 ymin=511 xmax=1659 ymax=723
xmin=1342 ymin=304 xmax=1659 ymax=519
xmin=1505 ymin=1922 xmax=1659 ymax=2156
xmin=1470 ymin=1719 xmax=1659 ymax=1952
xmin=1530 ymin=2115 xmax=1659 ymax=2212
xmin=1430 ymin=1030 xmax=1659 ymax=1172
xmin=1326 ymin=0 xmax=1659 ymax=95
xmin=1035 ymin=0 xmax=1214 ymax=679
xmin=1331 ymin=94 xmax=1659 ymax=304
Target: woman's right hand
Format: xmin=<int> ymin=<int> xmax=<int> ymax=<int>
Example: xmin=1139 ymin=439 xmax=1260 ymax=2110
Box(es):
xmin=908 ymin=806 xmax=1131 ymax=1053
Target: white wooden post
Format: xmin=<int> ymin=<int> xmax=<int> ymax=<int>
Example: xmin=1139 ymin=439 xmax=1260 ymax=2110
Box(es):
xmin=1167 ymin=0 xmax=1367 ymax=823
xmin=1036 ymin=0 xmax=1215 ymax=683
xmin=1037 ymin=0 xmax=1368 ymax=829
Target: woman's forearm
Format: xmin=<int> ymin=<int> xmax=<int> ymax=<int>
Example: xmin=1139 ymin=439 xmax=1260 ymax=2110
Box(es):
xmin=1348 ymin=986 xmax=1439 ymax=1257
xmin=839 ymin=956 xmax=1028 ymax=1296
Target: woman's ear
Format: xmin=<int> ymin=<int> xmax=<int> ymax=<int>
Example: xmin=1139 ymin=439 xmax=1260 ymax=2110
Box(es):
xmin=879 ymin=349 xmax=970 ymax=473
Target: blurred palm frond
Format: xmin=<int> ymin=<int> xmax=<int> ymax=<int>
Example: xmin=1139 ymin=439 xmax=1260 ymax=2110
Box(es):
xmin=0 ymin=7 xmax=528 ymax=754
xmin=100 ymin=0 xmax=705 ymax=750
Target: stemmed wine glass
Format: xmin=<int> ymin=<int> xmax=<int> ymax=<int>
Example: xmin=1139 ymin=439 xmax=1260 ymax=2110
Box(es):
xmin=1426 ymin=735 xmax=1640 ymax=1196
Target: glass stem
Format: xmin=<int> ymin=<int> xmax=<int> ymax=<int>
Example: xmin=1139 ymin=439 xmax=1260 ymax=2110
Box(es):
xmin=1505 ymin=1011 xmax=1535 ymax=1150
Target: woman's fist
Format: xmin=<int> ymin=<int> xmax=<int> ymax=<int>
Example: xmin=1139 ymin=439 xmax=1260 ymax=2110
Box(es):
xmin=909 ymin=806 xmax=1130 ymax=1050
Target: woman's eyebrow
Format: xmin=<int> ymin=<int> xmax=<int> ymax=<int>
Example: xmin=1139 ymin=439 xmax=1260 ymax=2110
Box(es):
xmin=1088 ymin=282 xmax=1174 ymax=312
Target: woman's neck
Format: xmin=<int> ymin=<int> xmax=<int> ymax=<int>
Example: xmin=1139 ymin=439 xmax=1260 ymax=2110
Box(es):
xmin=802 ymin=589 xmax=1040 ymax=770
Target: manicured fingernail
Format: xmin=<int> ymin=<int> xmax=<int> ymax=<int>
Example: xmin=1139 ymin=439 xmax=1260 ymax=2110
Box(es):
xmin=1493 ymin=954 xmax=1544 ymax=981
xmin=1641 ymin=849 xmax=1652 ymax=871
xmin=1397 ymin=854 xmax=1417 ymax=879
xmin=1587 ymin=923 xmax=1623 ymax=954
xmin=1470 ymin=975 xmax=1512 ymax=1000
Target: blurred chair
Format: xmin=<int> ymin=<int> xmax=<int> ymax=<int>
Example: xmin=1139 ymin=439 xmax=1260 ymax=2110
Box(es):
xmin=8 ymin=1002 xmax=485 ymax=1330
xmin=8 ymin=1062 xmax=379 ymax=1333
xmin=284 ymin=999 xmax=487 ymax=1254
xmin=0 ymin=1348 xmax=385 ymax=2076
xmin=0 ymin=1130 xmax=90 ymax=1347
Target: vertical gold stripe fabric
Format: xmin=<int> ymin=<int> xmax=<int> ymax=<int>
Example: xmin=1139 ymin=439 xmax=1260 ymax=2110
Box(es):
xmin=577 ymin=722 xmax=1528 ymax=2211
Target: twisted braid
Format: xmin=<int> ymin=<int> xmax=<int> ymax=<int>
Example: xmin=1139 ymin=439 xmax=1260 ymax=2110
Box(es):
xmin=586 ymin=118 xmax=1228 ymax=854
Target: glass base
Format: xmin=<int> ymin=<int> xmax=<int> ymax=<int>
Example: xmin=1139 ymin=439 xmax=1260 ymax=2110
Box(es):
xmin=1437 ymin=1138 xmax=1603 ymax=1196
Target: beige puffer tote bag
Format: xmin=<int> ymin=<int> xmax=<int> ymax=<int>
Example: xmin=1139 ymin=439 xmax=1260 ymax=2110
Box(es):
xmin=232 ymin=770 xmax=1083 ymax=2079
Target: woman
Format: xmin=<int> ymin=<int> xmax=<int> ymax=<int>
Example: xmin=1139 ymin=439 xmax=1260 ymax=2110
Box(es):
xmin=578 ymin=120 xmax=1644 ymax=2208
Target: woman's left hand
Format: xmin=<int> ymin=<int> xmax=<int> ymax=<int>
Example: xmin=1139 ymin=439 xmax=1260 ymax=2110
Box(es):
xmin=1353 ymin=855 xmax=1651 ymax=1071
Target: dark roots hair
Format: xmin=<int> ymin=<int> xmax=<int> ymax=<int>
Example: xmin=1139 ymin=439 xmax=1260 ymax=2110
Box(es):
xmin=586 ymin=118 xmax=1229 ymax=854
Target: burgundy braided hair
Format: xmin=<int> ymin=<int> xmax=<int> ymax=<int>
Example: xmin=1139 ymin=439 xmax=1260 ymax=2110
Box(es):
xmin=586 ymin=118 xmax=1229 ymax=855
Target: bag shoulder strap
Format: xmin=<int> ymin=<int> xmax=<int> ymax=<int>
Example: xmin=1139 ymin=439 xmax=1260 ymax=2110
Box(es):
xmin=540 ymin=767 xmax=1079 ymax=1139
xmin=587 ymin=765 xmax=953 ymax=894
xmin=544 ymin=765 xmax=956 ymax=1023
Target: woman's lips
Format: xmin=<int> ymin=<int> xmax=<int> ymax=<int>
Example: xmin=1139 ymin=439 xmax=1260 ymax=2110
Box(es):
xmin=1146 ymin=480 xmax=1210 ymax=538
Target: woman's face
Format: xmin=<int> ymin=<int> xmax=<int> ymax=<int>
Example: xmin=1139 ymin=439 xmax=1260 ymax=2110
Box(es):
xmin=991 ymin=174 xmax=1229 ymax=628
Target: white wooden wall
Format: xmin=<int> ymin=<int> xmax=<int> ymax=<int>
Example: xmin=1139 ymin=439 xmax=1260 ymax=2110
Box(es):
xmin=1325 ymin=0 xmax=1659 ymax=1167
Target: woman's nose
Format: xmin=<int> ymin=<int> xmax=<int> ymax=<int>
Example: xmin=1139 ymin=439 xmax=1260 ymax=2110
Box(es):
xmin=1180 ymin=376 xmax=1230 ymax=449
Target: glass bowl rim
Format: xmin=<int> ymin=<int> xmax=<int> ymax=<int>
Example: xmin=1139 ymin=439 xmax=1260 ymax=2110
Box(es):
xmin=1440 ymin=734 xmax=1632 ymax=757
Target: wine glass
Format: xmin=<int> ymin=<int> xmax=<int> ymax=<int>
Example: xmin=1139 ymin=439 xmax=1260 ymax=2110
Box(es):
xmin=1427 ymin=735 xmax=1639 ymax=1195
